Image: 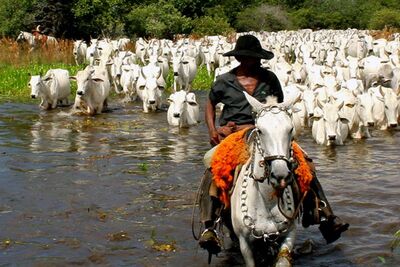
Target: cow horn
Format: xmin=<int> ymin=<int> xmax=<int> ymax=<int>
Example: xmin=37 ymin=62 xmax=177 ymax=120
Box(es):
xmin=141 ymin=68 xmax=146 ymax=79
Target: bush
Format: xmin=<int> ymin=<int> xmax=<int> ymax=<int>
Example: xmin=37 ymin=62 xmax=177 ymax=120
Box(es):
xmin=235 ymin=4 xmax=291 ymax=32
xmin=368 ymin=8 xmax=400 ymax=29
xmin=125 ymin=1 xmax=191 ymax=39
xmin=191 ymin=15 xmax=234 ymax=37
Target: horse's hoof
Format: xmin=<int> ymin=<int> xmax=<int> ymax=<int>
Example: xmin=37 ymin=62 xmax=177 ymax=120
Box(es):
xmin=275 ymin=257 xmax=292 ymax=267
xmin=275 ymin=248 xmax=293 ymax=267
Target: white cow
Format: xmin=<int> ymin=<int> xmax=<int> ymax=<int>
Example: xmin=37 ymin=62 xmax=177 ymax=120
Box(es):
xmin=350 ymin=91 xmax=375 ymax=138
xmin=311 ymin=99 xmax=349 ymax=146
xmin=172 ymin=55 xmax=197 ymax=92
xmin=360 ymin=55 xmax=393 ymax=88
xmin=167 ymin=90 xmax=200 ymax=127
xmin=86 ymin=39 xmax=100 ymax=66
xmin=135 ymin=37 xmax=148 ymax=65
xmin=199 ymin=44 xmax=217 ymax=76
xmin=120 ymin=63 xmax=141 ymax=102
xmin=369 ymin=85 xmax=399 ymax=130
xmin=29 ymin=69 xmax=71 ymax=110
xmin=71 ymin=65 xmax=110 ymax=115
xmin=391 ymin=68 xmax=400 ymax=94
xmin=302 ymin=88 xmax=316 ymax=126
xmin=136 ymin=70 xmax=163 ymax=113
xmin=273 ymin=56 xmax=293 ymax=86
xmin=73 ymin=40 xmax=87 ymax=65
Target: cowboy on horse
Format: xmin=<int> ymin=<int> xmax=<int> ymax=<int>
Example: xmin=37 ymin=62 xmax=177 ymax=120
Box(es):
xmin=195 ymin=34 xmax=349 ymax=264
xmin=32 ymin=25 xmax=48 ymax=47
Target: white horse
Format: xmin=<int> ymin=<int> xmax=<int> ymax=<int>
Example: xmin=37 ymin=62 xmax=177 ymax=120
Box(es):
xmin=231 ymin=92 xmax=298 ymax=267
xmin=16 ymin=31 xmax=36 ymax=51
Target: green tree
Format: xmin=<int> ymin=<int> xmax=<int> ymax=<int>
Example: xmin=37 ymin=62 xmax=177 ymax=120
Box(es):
xmin=72 ymin=0 xmax=126 ymax=39
xmin=125 ymin=1 xmax=191 ymax=38
xmin=191 ymin=15 xmax=234 ymax=37
xmin=368 ymin=8 xmax=400 ymax=29
xmin=0 ymin=0 xmax=37 ymax=37
xmin=235 ymin=4 xmax=291 ymax=32
xmin=33 ymin=0 xmax=76 ymax=38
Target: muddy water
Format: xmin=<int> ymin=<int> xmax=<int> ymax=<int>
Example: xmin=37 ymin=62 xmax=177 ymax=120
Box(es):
xmin=0 ymin=92 xmax=399 ymax=266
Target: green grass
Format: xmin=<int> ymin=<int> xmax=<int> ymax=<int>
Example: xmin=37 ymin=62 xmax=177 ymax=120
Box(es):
xmin=0 ymin=63 xmax=82 ymax=100
xmin=0 ymin=37 xmax=215 ymax=102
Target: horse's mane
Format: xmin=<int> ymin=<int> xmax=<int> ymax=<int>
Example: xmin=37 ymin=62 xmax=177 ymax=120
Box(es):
xmin=265 ymin=95 xmax=278 ymax=107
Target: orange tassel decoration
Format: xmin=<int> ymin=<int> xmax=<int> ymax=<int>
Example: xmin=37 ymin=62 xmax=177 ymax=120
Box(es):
xmin=291 ymin=141 xmax=314 ymax=193
xmin=210 ymin=128 xmax=251 ymax=207
xmin=211 ymin=131 xmax=314 ymax=207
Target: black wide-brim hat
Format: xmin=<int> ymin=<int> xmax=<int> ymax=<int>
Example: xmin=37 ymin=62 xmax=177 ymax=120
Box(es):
xmin=223 ymin=34 xmax=274 ymax=60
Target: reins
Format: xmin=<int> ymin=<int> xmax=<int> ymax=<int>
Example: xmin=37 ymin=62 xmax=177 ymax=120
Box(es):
xmin=238 ymin=105 xmax=303 ymax=241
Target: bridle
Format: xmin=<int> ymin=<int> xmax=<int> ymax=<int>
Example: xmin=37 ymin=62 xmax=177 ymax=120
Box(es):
xmin=246 ymin=105 xmax=296 ymax=183
xmin=240 ymin=105 xmax=299 ymax=242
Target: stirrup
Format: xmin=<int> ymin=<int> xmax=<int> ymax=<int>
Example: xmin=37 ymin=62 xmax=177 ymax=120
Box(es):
xmin=319 ymin=216 xmax=349 ymax=244
xmin=199 ymin=229 xmax=222 ymax=255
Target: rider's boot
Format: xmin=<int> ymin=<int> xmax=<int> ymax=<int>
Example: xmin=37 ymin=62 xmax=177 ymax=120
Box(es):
xmin=301 ymin=162 xmax=349 ymax=244
xmin=198 ymin=169 xmax=222 ymax=254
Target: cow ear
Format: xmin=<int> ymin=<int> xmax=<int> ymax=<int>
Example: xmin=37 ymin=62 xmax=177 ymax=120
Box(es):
xmin=139 ymin=85 xmax=145 ymax=90
xmin=69 ymin=76 xmax=76 ymax=81
xmin=316 ymin=99 xmax=324 ymax=109
xmin=92 ymin=78 xmax=104 ymax=83
xmin=42 ymin=76 xmax=52 ymax=82
xmin=310 ymin=115 xmax=321 ymax=121
xmin=187 ymin=101 xmax=198 ymax=106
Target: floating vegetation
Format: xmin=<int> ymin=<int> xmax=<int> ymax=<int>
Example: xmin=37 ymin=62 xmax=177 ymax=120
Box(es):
xmin=146 ymin=229 xmax=176 ymax=253
xmin=391 ymin=230 xmax=400 ymax=252
xmin=107 ymin=231 xmax=131 ymax=242
xmin=138 ymin=162 xmax=148 ymax=172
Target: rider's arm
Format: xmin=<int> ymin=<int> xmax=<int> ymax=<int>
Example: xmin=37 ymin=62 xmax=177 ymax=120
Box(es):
xmin=205 ymin=99 xmax=220 ymax=146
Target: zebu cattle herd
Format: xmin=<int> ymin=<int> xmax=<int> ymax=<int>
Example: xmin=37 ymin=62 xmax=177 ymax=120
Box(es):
xmin=28 ymin=29 xmax=400 ymax=146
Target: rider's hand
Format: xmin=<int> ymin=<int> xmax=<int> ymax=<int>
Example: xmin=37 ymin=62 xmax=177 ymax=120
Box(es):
xmin=209 ymin=129 xmax=220 ymax=146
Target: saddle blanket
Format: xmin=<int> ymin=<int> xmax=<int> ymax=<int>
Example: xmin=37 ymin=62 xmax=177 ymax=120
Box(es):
xmin=210 ymin=128 xmax=313 ymax=207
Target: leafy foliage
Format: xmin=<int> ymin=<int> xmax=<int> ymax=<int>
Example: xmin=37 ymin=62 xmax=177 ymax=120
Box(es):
xmin=0 ymin=0 xmax=37 ymax=37
xmin=0 ymin=0 xmax=399 ymax=39
xmin=235 ymin=4 xmax=291 ymax=32
xmin=125 ymin=1 xmax=191 ymax=38
xmin=368 ymin=8 xmax=400 ymax=29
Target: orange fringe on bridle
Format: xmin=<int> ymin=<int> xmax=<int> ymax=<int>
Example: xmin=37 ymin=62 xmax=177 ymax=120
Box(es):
xmin=210 ymin=129 xmax=314 ymax=208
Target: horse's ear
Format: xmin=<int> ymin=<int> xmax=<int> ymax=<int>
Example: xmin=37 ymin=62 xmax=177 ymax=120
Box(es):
xmin=243 ymin=91 xmax=264 ymax=113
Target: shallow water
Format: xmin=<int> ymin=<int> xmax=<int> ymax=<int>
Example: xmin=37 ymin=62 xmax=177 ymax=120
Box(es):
xmin=0 ymin=92 xmax=399 ymax=266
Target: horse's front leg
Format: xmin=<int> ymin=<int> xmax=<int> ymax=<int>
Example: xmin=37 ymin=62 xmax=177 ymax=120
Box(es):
xmin=274 ymin=224 xmax=296 ymax=267
xmin=238 ymin=236 xmax=255 ymax=267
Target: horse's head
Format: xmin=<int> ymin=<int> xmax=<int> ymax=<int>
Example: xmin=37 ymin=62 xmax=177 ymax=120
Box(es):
xmin=244 ymin=92 xmax=295 ymax=190
xmin=16 ymin=31 xmax=25 ymax=42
